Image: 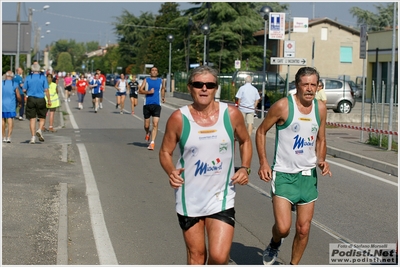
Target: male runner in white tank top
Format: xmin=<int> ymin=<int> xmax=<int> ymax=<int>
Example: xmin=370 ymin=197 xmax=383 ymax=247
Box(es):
xmin=159 ymin=65 xmax=252 ymax=265
xmin=256 ymin=67 xmax=332 ymax=265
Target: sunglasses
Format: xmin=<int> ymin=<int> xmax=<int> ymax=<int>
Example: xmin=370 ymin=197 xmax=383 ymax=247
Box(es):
xmin=190 ymin=81 xmax=217 ymax=89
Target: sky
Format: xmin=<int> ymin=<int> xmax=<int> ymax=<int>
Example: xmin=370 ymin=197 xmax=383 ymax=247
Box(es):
xmin=2 ymin=1 xmax=391 ymax=51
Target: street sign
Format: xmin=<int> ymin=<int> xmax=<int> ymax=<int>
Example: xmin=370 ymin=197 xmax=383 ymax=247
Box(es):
xmin=284 ymin=40 xmax=296 ymax=58
xmin=359 ymin=24 xmax=367 ymax=59
xmin=269 ymin=13 xmax=286 ymax=40
xmin=235 ymin=59 xmax=241 ymax=69
xmin=270 ymin=57 xmax=307 ymax=65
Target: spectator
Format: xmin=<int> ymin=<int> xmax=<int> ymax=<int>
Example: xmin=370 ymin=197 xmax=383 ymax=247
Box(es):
xmin=44 ymin=73 xmax=60 ymax=132
xmin=13 ymin=67 xmax=25 ymax=120
xmin=235 ymin=75 xmax=260 ymax=136
xmin=315 ymin=81 xmax=327 ymax=104
xmin=2 ymin=71 xmax=22 ymax=143
xmin=23 ymin=62 xmax=50 ymax=144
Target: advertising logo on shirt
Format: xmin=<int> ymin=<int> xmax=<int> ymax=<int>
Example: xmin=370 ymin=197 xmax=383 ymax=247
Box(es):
xmin=194 ymin=158 xmax=222 ymax=176
xmin=293 ymin=134 xmax=315 ymax=154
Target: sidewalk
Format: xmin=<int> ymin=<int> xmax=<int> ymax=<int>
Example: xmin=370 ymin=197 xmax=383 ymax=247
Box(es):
xmin=2 ymin=107 xmax=69 ymax=265
xmin=164 ymin=94 xmax=398 ymax=176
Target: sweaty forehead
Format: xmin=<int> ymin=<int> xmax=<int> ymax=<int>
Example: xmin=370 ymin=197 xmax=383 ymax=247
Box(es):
xmin=193 ymin=72 xmax=215 ymax=81
xmin=300 ymin=74 xmax=318 ymax=83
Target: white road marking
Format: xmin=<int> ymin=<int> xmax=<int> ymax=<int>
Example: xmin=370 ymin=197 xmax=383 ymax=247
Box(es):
xmin=327 ymin=160 xmax=398 ymax=186
xmin=77 ymin=144 xmax=118 ymax=265
xmin=62 ymin=92 xmax=119 ymax=264
xmin=247 ymin=182 xmax=356 ymax=245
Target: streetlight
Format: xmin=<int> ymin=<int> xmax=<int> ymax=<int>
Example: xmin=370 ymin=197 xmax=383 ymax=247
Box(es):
xmin=25 ymin=5 xmax=50 ymax=68
xmin=259 ymin=5 xmax=273 ymax=119
xmin=166 ymin=34 xmax=174 ymax=93
xmin=91 ymin=60 xmax=94 ymax=73
xmin=187 ymin=17 xmax=193 ymax=72
xmin=201 ymin=24 xmax=210 ymax=66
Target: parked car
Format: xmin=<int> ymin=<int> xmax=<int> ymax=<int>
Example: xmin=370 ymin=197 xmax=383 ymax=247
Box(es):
xmin=137 ymin=74 xmax=150 ymax=86
xmin=232 ymin=70 xmax=286 ymax=93
xmin=106 ymin=74 xmax=120 ymax=86
xmin=289 ymin=77 xmax=356 ymax=113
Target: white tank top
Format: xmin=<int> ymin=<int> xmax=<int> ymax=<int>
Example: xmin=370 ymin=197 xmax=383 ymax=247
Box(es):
xmin=175 ymin=102 xmax=236 ymax=217
xmin=272 ymin=94 xmax=321 ymax=173
xmin=117 ymin=79 xmax=127 ymax=93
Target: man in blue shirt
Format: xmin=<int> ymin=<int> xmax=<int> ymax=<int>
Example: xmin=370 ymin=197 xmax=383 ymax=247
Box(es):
xmin=89 ymin=73 xmax=102 ymax=113
xmin=138 ymin=66 xmax=165 ymax=150
xmin=23 ymin=63 xmax=50 ymax=144
xmin=2 ymin=71 xmax=22 ymax=143
xmin=13 ymin=67 xmax=25 ymax=120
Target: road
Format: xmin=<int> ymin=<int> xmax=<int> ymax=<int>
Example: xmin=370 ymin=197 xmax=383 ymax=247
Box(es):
xmin=3 ymin=85 xmax=398 ymax=265
xmin=57 ymin=87 xmax=398 ymax=265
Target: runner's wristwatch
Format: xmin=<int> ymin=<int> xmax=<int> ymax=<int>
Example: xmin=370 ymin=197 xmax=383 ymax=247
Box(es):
xmin=238 ymin=166 xmax=251 ymax=175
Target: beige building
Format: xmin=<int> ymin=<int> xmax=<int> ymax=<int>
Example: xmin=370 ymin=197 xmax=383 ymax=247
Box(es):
xmin=366 ymin=28 xmax=398 ymax=103
xmin=255 ymin=18 xmax=364 ymax=83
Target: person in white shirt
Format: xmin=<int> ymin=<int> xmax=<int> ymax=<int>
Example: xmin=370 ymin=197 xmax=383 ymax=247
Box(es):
xmin=114 ymin=73 xmax=128 ymax=114
xmin=235 ymin=75 xmax=260 ymax=136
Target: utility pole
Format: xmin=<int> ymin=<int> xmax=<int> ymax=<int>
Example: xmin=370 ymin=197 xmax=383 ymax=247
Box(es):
xmin=16 ymin=2 xmax=21 ymax=70
xmin=27 ymin=8 xmax=33 ymax=68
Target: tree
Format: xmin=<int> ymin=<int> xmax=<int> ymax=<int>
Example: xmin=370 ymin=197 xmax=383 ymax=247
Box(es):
xmin=350 ymin=3 xmax=397 ymax=31
xmin=102 ymin=45 xmax=121 ymax=74
xmin=113 ymin=10 xmax=155 ymax=74
xmin=146 ymin=2 xmax=181 ymax=76
xmin=55 ymin=52 xmax=74 ymax=72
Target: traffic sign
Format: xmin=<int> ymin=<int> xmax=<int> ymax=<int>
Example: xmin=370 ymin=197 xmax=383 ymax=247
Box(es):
xmin=270 ymin=57 xmax=307 ymax=65
xmin=284 ymin=40 xmax=296 ymax=58
xmin=359 ymin=24 xmax=367 ymax=59
xmin=235 ymin=59 xmax=241 ymax=69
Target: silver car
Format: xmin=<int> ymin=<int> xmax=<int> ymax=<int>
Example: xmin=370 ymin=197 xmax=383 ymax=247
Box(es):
xmin=137 ymin=74 xmax=150 ymax=86
xmin=289 ymin=77 xmax=356 ymax=113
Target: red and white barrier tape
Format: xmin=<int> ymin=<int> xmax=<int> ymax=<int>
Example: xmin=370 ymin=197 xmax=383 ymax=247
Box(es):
xmin=326 ymin=122 xmax=398 ymax=135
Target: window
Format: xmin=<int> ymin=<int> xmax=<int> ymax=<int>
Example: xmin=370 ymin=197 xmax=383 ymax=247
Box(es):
xmin=340 ymin=47 xmax=353 ymax=63
xmin=321 ymin=27 xmax=328 ymax=40
xmin=324 ymin=79 xmax=343 ymax=90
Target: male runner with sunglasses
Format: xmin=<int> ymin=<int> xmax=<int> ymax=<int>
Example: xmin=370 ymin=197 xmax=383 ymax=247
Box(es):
xmin=138 ymin=66 xmax=166 ymax=150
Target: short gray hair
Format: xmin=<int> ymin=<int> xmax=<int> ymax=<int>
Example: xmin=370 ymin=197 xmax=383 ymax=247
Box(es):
xmin=245 ymin=75 xmax=252 ymax=83
xmin=187 ymin=65 xmax=218 ymax=86
xmin=31 ymin=63 xmax=41 ymax=72
xmin=5 ymin=71 xmax=14 ymax=78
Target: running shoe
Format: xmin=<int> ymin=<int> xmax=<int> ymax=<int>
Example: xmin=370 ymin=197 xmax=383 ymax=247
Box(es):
xmin=99 ymin=103 xmax=103 ymax=109
xmin=68 ymin=98 xmax=71 ymax=102
xmin=6 ymin=137 xmax=11 ymax=143
xmin=262 ymin=244 xmax=280 ymax=265
xmin=131 ymin=111 xmax=135 ymax=116
xmin=29 ymin=136 xmax=36 ymax=144
xmin=3 ymin=138 xmax=7 ymax=143
xmin=36 ymin=129 xmax=45 ymax=142
xmin=18 ymin=116 xmax=23 ymax=121
xmin=116 ymin=103 xmax=119 ymax=109
xmin=48 ymin=127 xmax=56 ymax=133
xmin=145 ymin=133 xmax=150 ymax=142
xmin=120 ymin=111 xmax=123 ymax=115
xmin=147 ymin=142 xmax=155 ymax=150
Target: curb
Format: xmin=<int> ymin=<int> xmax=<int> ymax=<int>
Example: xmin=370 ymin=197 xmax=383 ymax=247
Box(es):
xmin=327 ymin=146 xmax=398 ymax=176
xmin=57 ymin=182 xmax=68 ymax=265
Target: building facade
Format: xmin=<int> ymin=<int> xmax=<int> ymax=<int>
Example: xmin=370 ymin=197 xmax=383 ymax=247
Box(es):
xmin=255 ymin=18 xmax=364 ymax=84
